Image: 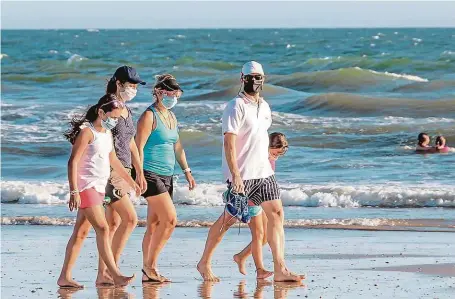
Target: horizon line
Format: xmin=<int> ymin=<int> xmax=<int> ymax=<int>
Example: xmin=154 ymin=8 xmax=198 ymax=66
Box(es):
xmin=3 ymin=26 xmax=455 ymax=30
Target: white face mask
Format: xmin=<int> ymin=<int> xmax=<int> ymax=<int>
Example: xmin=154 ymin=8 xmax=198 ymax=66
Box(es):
xmin=161 ymin=95 xmax=178 ymax=110
xmin=120 ymin=87 xmax=137 ymax=102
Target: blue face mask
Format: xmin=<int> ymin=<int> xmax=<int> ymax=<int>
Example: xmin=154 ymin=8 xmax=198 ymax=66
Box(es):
xmin=101 ymin=116 xmax=118 ymax=130
xmin=161 ymin=96 xmax=178 ymax=110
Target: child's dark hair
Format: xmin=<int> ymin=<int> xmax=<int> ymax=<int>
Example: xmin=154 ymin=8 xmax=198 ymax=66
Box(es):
xmin=417 ymin=132 xmax=428 ymax=146
xmin=64 ymin=94 xmax=122 ymax=144
xmin=269 ymin=132 xmax=288 ymax=148
xmin=435 ymin=136 xmax=445 ymax=147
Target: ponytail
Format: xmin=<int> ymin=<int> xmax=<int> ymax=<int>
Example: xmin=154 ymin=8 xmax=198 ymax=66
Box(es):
xmin=63 ymin=94 xmax=120 ymax=144
xmin=106 ymin=77 xmax=118 ymax=94
xmin=63 ymin=104 xmax=99 ymax=144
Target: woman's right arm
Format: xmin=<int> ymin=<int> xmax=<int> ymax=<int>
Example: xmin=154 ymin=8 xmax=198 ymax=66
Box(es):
xmin=67 ymin=128 xmax=92 ymax=211
xmin=135 ymin=110 xmax=154 ymax=167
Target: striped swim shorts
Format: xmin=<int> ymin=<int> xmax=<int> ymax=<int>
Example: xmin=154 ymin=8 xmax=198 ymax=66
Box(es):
xmin=227 ymin=175 xmax=280 ymax=206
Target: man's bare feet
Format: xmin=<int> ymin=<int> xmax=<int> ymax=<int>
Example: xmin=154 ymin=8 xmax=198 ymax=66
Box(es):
xmin=273 ymin=268 xmax=303 ymax=282
xmin=96 ymin=272 xmax=114 ymax=287
xmin=57 ymin=277 xmax=84 ymax=289
xmin=197 ymin=262 xmax=220 ymax=282
xmin=233 ymin=254 xmax=247 ymax=275
xmin=256 ymin=268 xmax=273 ymax=280
xmin=113 ymin=274 xmax=135 ymax=287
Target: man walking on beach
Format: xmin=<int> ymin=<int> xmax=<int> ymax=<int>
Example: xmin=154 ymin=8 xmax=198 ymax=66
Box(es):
xmin=197 ymin=61 xmax=303 ymax=282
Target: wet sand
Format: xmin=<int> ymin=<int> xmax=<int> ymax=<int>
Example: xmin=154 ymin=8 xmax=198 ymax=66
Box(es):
xmin=1 ymin=226 xmax=454 ymax=298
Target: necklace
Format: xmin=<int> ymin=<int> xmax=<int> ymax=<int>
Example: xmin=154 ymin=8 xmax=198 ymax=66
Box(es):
xmin=157 ymin=108 xmax=172 ymax=129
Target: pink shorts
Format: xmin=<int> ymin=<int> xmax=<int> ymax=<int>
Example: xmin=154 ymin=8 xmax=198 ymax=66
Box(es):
xmin=79 ymin=188 xmax=105 ymax=209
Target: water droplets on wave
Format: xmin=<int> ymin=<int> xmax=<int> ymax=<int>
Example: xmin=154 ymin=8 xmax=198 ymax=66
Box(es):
xmin=67 ymin=54 xmax=88 ymax=65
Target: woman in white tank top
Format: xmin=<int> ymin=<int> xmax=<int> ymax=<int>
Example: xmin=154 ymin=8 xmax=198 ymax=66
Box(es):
xmin=57 ymin=94 xmax=140 ymax=288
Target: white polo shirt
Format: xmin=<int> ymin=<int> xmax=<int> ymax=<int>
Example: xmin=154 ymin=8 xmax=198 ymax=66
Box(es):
xmin=222 ymin=94 xmax=274 ymax=182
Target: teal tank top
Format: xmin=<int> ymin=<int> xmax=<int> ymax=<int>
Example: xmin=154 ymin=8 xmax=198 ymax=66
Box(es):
xmin=143 ymin=106 xmax=179 ymax=176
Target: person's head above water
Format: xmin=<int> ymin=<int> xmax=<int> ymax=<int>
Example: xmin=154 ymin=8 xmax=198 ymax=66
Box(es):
xmin=152 ymin=74 xmax=183 ymax=110
xmin=64 ymin=94 xmax=125 ymax=144
xmin=269 ymin=132 xmax=288 ymax=161
xmin=417 ymin=132 xmax=430 ymax=147
xmin=240 ymin=61 xmax=265 ymax=95
xmin=435 ymin=136 xmax=446 ymax=148
xmin=106 ymin=66 xmax=146 ymax=102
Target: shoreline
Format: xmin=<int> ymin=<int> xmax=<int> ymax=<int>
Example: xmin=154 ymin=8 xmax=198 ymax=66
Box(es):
xmin=2 ymin=216 xmax=455 ymax=232
xmin=2 ymin=226 xmax=454 ymax=298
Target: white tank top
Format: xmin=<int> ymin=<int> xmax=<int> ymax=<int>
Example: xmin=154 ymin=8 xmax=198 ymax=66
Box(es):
xmin=77 ymin=122 xmax=113 ymax=193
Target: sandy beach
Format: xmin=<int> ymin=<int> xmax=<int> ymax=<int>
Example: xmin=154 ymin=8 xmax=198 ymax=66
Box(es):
xmin=1 ymin=226 xmax=454 ymax=299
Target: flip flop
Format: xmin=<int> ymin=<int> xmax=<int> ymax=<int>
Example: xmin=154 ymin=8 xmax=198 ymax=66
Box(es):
xmin=142 ymin=269 xmax=162 ymax=283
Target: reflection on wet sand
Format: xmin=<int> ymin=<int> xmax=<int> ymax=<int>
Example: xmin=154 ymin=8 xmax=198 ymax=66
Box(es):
xmin=96 ymin=286 xmax=134 ymax=299
xmin=273 ymin=281 xmax=306 ymax=299
xmin=142 ymin=282 xmax=171 ymax=299
xmin=253 ymin=280 xmax=273 ymax=298
xmin=57 ymin=287 xmax=81 ymax=299
xmin=56 ymin=286 xmax=134 ymax=299
xmin=198 ymin=280 xmax=220 ymax=299
xmin=198 ymin=279 xmax=305 ymax=299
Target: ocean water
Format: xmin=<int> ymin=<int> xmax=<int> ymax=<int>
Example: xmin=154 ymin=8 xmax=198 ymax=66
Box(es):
xmin=1 ymin=29 xmax=454 ymax=228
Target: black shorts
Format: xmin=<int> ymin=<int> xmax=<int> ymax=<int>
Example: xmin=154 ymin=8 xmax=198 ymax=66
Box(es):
xmin=228 ymin=175 xmax=280 ymax=206
xmin=105 ymin=168 xmax=132 ymax=205
xmin=142 ymin=170 xmax=174 ymax=198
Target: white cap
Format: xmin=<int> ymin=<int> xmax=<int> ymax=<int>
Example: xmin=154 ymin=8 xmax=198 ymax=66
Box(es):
xmin=241 ymin=61 xmax=264 ymax=76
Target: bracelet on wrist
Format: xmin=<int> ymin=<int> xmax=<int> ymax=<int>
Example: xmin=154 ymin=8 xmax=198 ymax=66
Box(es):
xmin=182 ymin=168 xmax=191 ymax=174
xmin=70 ymin=190 xmax=79 ymax=195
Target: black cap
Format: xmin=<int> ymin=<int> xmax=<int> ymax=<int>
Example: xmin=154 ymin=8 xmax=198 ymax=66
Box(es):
xmin=113 ymin=66 xmax=146 ymax=85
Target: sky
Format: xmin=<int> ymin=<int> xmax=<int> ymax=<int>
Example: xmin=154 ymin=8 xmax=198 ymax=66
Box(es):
xmin=2 ymin=1 xmax=455 ymax=29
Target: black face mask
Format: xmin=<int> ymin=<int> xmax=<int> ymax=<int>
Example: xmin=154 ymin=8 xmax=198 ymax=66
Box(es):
xmin=243 ymin=78 xmax=263 ymax=94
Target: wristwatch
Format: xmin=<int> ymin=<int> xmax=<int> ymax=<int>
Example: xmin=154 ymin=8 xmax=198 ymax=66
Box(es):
xmin=183 ymin=168 xmax=191 ymax=174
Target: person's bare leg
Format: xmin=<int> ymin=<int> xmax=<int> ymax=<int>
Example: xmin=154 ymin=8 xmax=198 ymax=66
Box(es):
xmin=197 ymin=212 xmax=237 ymax=281
xmin=142 ymin=205 xmax=159 ymax=282
xmin=248 ymin=214 xmax=272 ymax=279
xmin=234 ymin=213 xmax=270 ymax=277
xmin=57 ymin=210 xmax=91 ymax=288
xmin=261 ymin=200 xmax=302 ymax=282
xmin=82 ymin=205 xmax=135 ymax=287
xmin=142 ymin=192 xmax=177 ymax=282
xmin=96 ymin=205 xmax=120 ymax=286
xmin=110 ymin=195 xmax=138 ymax=261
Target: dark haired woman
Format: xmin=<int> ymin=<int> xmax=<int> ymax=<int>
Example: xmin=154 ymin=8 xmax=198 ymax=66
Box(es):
xmin=136 ymin=74 xmax=196 ymax=282
xmin=57 ymin=94 xmax=139 ymax=288
xmin=96 ymin=66 xmax=148 ymax=286
xmin=416 ymin=132 xmax=432 ymax=152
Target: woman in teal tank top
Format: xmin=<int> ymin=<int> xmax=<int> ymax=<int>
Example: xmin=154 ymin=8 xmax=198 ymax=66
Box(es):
xmin=136 ymin=74 xmax=196 ymax=282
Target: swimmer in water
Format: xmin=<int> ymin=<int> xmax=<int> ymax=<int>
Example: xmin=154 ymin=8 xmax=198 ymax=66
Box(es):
xmin=435 ymin=136 xmax=450 ymax=153
xmin=416 ymin=132 xmax=434 ymax=153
